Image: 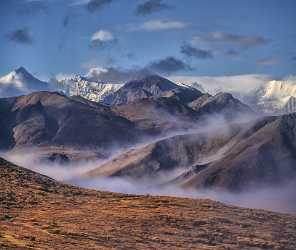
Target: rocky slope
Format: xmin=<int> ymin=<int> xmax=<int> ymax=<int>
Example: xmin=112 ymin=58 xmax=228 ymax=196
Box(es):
xmin=0 ymin=77 xmax=253 ymax=163
xmin=55 ymin=74 xmax=123 ymax=104
xmin=0 ymin=91 xmax=139 ymax=151
xmin=110 ymin=76 xmax=253 ymax=134
xmin=1 ymin=157 xmax=296 ymax=250
xmin=85 ymin=113 xmax=296 ymax=192
xmin=109 ymin=75 xmax=203 ymax=105
xmin=112 ymin=96 xmax=200 ymax=134
xmin=258 ymin=80 xmax=296 ymax=112
xmin=189 ymin=92 xmax=253 ymax=119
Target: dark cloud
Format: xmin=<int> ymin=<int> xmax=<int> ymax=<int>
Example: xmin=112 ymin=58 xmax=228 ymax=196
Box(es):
xmin=148 ymin=56 xmax=191 ymax=74
xmin=86 ymin=57 xmax=191 ymax=83
xmin=194 ymin=32 xmax=270 ymax=48
xmin=136 ymin=0 xmax=172 ymax=15
xmin=87 ymin=67 xmax=151 ymax=83
xmin=62 ymin=11 xmax=80 ymax=28
xmin=86 ymin=0 xmax=112 ymax=12
xmin=17 ymin=0 xmax=48 ymax=16
xmin=181 ymin=44 xmax=213 ymax=59
xmin=224 ymin=49 xmax=240 ymax=57
xmin=63 ymin=15 xmax=70 ymax=27
xmin=8 ymin=28 xmax=33 ymax=45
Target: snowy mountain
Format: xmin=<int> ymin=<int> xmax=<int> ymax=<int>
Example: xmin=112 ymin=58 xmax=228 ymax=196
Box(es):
xmin=249 ymin=79 xmax=296 ymax=114
xmin=182 ymin=77 xmax=296 ymax=114
xmin=176 ymin=82 xmax=205 ymax=93
xmin=0 ymin=67 xmax=51 ymax=97
xmin=55 ymin=75 xmax=123 ymax=104
xmin=2 ymin=67 xmax=295 ymax=114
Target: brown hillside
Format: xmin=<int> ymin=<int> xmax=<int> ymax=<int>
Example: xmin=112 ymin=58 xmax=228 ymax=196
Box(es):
xmin=1 ymin=158 xmax=296 ymax=249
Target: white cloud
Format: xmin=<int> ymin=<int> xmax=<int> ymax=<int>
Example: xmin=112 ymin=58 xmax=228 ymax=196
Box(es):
xmin=169 ymin=74 xmax=272 ymax=95
xmin=91 ymin=30 xmax=114 ymax=42
xmin=55 ymin=73 xmax=76 ymax=81
xmin=86 ymin=67 xmax=108 ymax=78
xmin=131 ymin=19 xmax=187 ymax=32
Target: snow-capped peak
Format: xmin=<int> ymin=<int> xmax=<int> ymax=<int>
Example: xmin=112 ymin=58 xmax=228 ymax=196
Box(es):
xmin=55 ymin=74 xmax=123 ymax=103
xmin=0 ymin=67 xmax=50 ymax=97
xmin=262 ymin=80 xmax=296 ymax=100
xmin=253 ymin=79 xmax=296 ymax=113
xmin=176 ymin=82 xmax=205 ymax=93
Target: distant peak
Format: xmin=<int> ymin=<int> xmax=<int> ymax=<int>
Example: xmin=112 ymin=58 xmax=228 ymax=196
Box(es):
xmin=125 ymin=74 xmax=177 ymax=92
xmin=215 ymin=92 xmax=233 ymax=98
xmin=142 ymin=74 xmax=163 ymax=80
xmin=15 ymin=66 xmax=29 ymax=74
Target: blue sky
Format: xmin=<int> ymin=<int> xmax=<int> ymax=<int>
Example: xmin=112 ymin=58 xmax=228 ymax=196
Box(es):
xmin=0 ymin=0 xmax=295 ymax=80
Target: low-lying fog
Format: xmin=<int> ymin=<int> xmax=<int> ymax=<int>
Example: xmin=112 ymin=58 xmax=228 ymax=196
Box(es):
xmin=2 ymin=148 xmax=296 ymax=214
xmin=2 ymin=113 xmax=296 ymax=214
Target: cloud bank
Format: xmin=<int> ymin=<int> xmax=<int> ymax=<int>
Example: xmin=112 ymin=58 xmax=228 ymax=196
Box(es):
xmin=169 ymin=74 xmax=271 ymax=95
xmin=192 ymin=31 xmax=270 ymax=49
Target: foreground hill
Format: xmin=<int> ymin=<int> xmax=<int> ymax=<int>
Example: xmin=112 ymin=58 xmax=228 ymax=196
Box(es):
xmin=1 ymin=158 xmax=296 ymax=249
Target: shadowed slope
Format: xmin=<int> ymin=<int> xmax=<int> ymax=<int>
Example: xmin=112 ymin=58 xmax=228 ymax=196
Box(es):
xmin=0 ymin=91 xmax=139 ymax=150
xmin=109 ymin=75 xmax=203 ymax=105
xmin=85 ymin=114 xmax=296 ymax=192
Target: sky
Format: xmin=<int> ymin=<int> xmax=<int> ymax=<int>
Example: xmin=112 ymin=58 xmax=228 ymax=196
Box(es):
xmin=0 ymin=0 xmax=295 ymax=81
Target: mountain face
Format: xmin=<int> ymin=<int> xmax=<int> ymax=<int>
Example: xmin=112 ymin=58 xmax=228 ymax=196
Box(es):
xmin=85 ymin=130 xmax=237 ymax=179
xmin=248 ymin=79 xmax=296 ymax=114
xmin=179 ymin=114 xmax=296 ymax=191
xmin=85 ymin=113 xmax=296 ymax=192
xmin=112 ymin=96 xmax=200 ymax=134
xmin=55 ymin=74 xmax=123 ymax=104
xmin=0 ymin=67 xmax=51 ymax=97
xmin=109 ymin=75 xmax=203 ymax=105
xmin=189 ymin=92 xmax=253 ymax=119
xmin=2 ymin=157 xmax=296 ymax=249
xmin=54 ymin=74 xmax=205 ymax=106
xmin=0 ymin=74 xmax=253 ymax=164
xmin=0 ymin=73 xmax=259 ymax=192
xmin=0 ymin=91 xmax=139 ymax=152
xmin=112 ymin=90 xmax=253 ymax=135
xmin=179 ymin=78 xmax=296 ymax=115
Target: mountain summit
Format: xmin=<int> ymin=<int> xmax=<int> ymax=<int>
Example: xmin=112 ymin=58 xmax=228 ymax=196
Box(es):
xmin=0 ymin=67 xmax=51 ymax=97
xmin=109 ymin=75 xmax=203 ymax=105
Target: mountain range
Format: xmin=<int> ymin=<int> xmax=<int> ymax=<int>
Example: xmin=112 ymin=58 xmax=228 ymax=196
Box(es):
xmin=1 ymin=67 xmax=296 ymax=115
xmin=84 ymin=112 xmax=296 ymax=193
xmin=0 ymin=67 xmax=295 ymax=210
